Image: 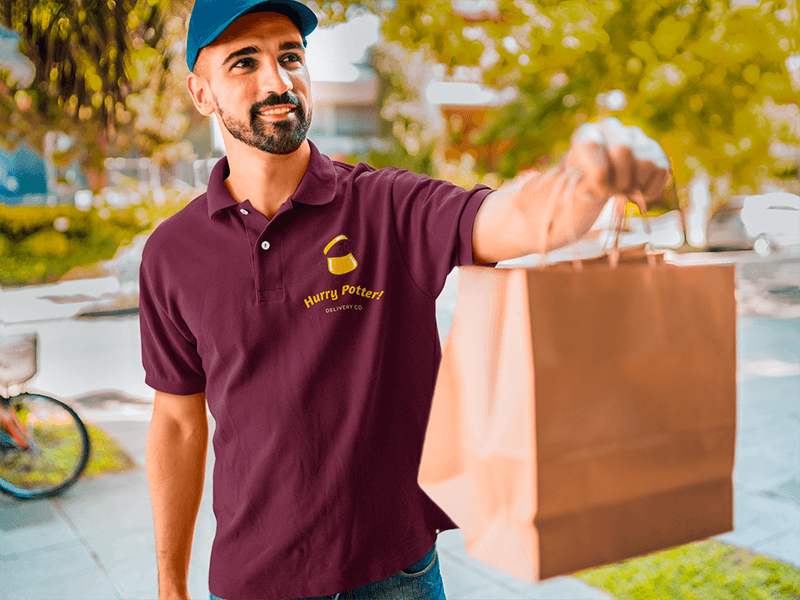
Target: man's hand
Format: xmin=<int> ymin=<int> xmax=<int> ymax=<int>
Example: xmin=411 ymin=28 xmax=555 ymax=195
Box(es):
xmin=472 ymin=117 xmax=672 ymax=264
xmin=566 ymin=116 xmax=671 ymax=212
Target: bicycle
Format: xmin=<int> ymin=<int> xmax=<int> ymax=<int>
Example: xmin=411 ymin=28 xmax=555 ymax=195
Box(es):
xmin=0 ymin=331 xmax=90 ymax=500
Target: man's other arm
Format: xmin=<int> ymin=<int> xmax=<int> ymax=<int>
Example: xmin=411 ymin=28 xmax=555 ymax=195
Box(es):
xmin=146 ymin=390 xmax=208 ymax=600
xmin=472 ymin=117 xmax=671 ymax=264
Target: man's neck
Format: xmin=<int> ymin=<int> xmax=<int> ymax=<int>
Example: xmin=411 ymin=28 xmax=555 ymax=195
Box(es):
xmin=223 ymin=140 xmax=312 ymax=220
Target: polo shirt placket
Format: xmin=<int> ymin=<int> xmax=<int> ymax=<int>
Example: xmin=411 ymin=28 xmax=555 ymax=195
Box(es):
xmin=236 ymin=200 xmax=286 ymax=303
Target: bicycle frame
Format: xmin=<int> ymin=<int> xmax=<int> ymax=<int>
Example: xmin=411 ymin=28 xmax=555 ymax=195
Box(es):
xmin=0 ymin=397 xmax=32 ymax=451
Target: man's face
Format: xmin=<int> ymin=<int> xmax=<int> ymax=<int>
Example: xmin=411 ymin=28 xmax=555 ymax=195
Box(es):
xmin=192 ymin=12 xmax=312 ymax=155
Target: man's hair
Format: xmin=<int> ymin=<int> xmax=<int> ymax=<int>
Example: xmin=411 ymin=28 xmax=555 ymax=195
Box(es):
xmin=193 ymin=49 xmax=210 ymax=79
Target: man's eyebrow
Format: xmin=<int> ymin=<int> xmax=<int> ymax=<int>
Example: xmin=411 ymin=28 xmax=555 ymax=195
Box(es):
xmin=221 ymin=42 xmax=304 ymax=67
xmin=222 ymin=46 xmax=260 ymax=67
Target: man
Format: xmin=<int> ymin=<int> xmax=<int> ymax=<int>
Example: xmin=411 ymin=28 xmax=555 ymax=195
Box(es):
xmin=141 ymin=1 xmax=670 ymax=599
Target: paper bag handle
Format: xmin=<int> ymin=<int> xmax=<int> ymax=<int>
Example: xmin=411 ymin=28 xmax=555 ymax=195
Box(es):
xmin=534 ymin=162 xmax=657 ymax=270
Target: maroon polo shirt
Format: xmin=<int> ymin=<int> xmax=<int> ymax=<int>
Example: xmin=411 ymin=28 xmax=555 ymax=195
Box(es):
xmin=139 ymin=141 xmax=494 ymax=599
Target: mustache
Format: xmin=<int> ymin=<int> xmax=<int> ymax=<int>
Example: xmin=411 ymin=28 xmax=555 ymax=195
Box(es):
xmin=251 ymin=92 xmax=302 ymax=115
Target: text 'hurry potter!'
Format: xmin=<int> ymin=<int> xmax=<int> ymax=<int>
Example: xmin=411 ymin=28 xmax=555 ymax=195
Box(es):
xmin=304 ymin=284 xmax=385 ymax=308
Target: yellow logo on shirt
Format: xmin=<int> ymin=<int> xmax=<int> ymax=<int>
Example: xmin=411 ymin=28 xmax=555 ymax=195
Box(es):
xmin=324 ymin=234 xmax=358 ymax=275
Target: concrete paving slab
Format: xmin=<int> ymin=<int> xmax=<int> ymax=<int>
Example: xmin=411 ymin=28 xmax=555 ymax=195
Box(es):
xmin=0 ymin=539 xmax=106 ymax=590
xmin=438 ymin=537 xmax=614 ymax=600
xmin=52 ymin=472 xmax=154 ymax=538
xmin=769 ymin=477 xmax=800 ymax=507
xmin=738 ymin=315 xmax=800 ymax=359
xmin=737 ymin=376 xmax=800 ymax=422
xmin=3 ymin=569 xmax=122 ymax=600
xmin=737 ymin=407 xmax=800 ymax=442
xmin=102 ymin=556 xmax=159 ymax=599
xmin=0 ymin=277 xmax=121 ymax=324
xmin=0 ymin=496 xmax=77 ymax=557
xmin=80 ymin=523 xmax=155 ymax=565
xmin=439 ymin=547 xmax=519 ymax=599
xmin=442 ymin=583 xmax=506 ymax=599
xmin=715 ymin=488 xmax=800 ymax=548
xmin=436 ymin=528 xmax=467 ymax=552
xmin=508 ymin=577 xmax=615 ymax=600
xmin=750 ymin=528 xmax=800 ymax=568
xmin=734 ymin=454 xmax=800 ymax=495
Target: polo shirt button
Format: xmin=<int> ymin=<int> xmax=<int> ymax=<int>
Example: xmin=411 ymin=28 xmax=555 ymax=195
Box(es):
xmin=261 ymin=240 xmax=271 ymax=251
xmin=240 ymin=208 xmax=249 ymax=215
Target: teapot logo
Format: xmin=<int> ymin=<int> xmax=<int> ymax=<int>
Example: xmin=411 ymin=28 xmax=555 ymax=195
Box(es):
xmin=324 ymin=234 xmax=358 ymax=275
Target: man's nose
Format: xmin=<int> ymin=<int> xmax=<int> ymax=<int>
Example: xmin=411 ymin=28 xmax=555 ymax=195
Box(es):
xmin=259 ymin=60 xmax=293 ymax=96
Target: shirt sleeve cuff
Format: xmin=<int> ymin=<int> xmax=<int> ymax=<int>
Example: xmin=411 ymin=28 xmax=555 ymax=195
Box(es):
xmin=145 ymin=374 xmax=206 ymax=396
xmin=458 ymin=185 xmax=497 ymax=268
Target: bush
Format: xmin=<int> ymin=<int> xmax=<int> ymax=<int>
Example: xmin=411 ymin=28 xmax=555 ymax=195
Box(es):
xmin=0 ymin=189 xmax=194 ymax=287
xmin=22 ymin=230 xmax=70 ymax=258
xmin=0 ymin=204 xmax=149 ymax=286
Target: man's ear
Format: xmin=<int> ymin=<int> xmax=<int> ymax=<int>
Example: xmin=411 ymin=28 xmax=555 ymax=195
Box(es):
xmin=187 ymin=71 xmax=215 ymax=117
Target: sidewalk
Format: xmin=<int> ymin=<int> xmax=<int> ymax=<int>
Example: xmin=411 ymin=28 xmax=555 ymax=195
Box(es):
xmin=2 ymin=262 xmax=799 ymax=599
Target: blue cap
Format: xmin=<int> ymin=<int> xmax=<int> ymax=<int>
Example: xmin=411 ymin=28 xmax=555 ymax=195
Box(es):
xmin=187 ymin=0 xmax=318 ymax=72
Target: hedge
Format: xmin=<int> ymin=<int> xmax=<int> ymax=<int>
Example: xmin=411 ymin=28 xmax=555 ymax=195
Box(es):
xmin=0 ymin=195 xmax=190 ymax=287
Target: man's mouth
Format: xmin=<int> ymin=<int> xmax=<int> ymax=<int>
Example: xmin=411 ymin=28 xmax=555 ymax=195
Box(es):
xmin=258 ymin=105 xmax=296 ymax=117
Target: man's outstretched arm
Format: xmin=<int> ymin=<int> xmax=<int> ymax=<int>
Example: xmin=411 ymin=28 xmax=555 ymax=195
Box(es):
xmin=147 ymin=390 xmax=208 ymax=600
xmin=472 ymin=117 xmax=671 ymax=264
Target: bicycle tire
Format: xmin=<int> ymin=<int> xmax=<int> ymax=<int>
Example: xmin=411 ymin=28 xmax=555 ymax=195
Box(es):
xmin=0 ymin=393 xmax=91 ymax=500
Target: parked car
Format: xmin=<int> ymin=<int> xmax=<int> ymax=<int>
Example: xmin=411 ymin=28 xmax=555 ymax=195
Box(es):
xmin=707 ymin=192 xmax=800 ymax=255
xmin=741 ymin=192 xmax=800 ymax=255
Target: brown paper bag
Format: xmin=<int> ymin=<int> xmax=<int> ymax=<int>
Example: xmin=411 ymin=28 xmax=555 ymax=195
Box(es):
xmin=420 ymin=249 xmax=736 ymax=580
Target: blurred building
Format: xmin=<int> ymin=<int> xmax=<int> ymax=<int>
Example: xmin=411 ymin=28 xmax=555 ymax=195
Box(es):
xmin=0 ymin=143 xmax=48 ymax=206
xmin=0 ymin=25 xmax=33 ymax=86
xmin=0 ymin=25 xmax=47 ymax=206
xmin=305 ymin=13 xmax=383 ymax=157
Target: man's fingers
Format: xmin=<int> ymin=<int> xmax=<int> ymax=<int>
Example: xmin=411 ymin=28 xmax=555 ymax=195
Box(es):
xmin=606 ymin=144 xmax=636 ymax=193
xmin=634 ymin=154 xmax=659 ymax=195
xmin=569 ymin=139 xmax=611 ymax=201
xmin=571 ymin=118 xmax=671 ymax=202
xmin=643 ymin=168 xmax=671 ymax=202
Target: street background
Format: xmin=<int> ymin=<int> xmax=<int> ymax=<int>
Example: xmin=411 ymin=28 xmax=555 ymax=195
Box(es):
xmin=1 ymin=0 xmax=799 ymax=598
xmin=1 ymin=248 xmax=798 ymax=599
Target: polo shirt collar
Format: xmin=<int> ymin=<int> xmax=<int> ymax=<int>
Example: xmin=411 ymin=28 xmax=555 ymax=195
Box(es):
xmin=207 ymin=141 xmax=337 ymax=220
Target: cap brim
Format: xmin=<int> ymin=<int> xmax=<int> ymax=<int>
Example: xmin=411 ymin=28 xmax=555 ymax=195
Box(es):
xmin=189 ymin=0 xmax=317 ymax=72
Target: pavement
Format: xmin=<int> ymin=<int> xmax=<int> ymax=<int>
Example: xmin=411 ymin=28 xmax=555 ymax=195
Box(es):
xmin=1 ymin=250 xmax=799 ymax=600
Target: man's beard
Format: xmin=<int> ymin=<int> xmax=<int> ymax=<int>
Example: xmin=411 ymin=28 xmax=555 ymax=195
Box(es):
xmin=215 ymin=92 xmax=311 ymax=155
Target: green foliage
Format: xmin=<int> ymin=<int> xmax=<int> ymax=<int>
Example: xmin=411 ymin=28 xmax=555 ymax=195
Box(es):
xmin=22 ymin=230 xmax=70 ymax=258
xmin=378 ymin=0 xmax=800 ymax=198
xmin=82 ymin=423 xmax=137 ymax=479
xmin=308 ymin=1 xmax=386 ymax=25
xmin=575 ymin=539 xmax=800 ymax=599
xmin=0 ymin=0 xmax=197 ymax=180
xmin=0 ymin=204 xmax=148 ymax=286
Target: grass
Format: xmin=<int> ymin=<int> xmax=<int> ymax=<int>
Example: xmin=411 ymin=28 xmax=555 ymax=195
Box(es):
xmin=1 ymin=420 xmax=136 ymax=489
xmin=82 ymin=423 xmax=137 ymax=478
xmin=574 ymin=539 xmax=800 ymax=599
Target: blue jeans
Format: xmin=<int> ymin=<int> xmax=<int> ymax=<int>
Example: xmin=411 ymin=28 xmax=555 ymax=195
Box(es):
xmin=210 ymin=543 xmax=446 ymax=600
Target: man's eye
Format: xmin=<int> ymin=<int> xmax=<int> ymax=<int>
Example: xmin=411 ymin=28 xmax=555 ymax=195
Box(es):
xmin=232 ymin=57 xmax=256 ymax=69
xmin=281 ymin=53 xmax=302 ymax=65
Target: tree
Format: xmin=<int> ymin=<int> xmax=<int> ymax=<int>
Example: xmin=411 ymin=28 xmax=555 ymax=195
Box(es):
xmin=378 ymin=0 xmax=799 ymax=202
xmin=0 ymin=0 xmax=391 ymax=193
xmin=0 ymin=0 xmax=196 ymax=190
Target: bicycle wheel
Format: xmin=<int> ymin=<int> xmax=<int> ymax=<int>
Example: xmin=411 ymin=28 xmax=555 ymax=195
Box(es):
xmin=0 ymin=393 xmax=90 ymax=499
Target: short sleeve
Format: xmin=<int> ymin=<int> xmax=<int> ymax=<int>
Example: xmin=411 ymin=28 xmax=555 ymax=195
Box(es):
xmin=139 ymin=245 xmax=206 ymax=395
xmin=390 ymin=169 xmax=494 ymax=298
